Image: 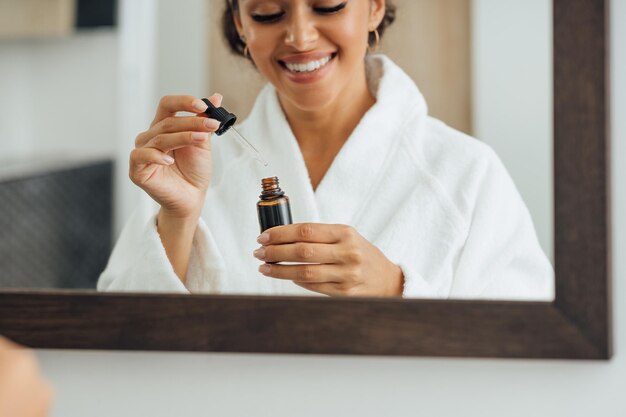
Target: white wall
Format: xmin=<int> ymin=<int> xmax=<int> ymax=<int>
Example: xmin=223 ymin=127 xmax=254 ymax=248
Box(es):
xmin=0 ymin=29 xmax=118 ymax=162
xmin=472 ymin=0 xmax=553 ymax=260
xmin=114 ymin=0 xmax=209 ymax=234
xmin=17 ymin=0 xmax=626 ymax=416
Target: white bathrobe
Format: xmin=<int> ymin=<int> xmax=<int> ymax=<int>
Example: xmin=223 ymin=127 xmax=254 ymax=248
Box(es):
xmin=98 ymin=54 xmax=554 ymax=300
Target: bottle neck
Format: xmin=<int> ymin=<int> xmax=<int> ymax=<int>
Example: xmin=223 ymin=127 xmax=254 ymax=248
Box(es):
xmin=259 ymin=190 xmax=285 ymax=200
xmin=259 ymin=177 xmax=285 ymax=200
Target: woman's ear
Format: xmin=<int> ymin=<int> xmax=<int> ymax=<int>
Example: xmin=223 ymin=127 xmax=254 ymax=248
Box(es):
xmin=368 ymin=0 xmax=386 ymax=31
xmin=233 ymin=8 xmax=244 ymax=38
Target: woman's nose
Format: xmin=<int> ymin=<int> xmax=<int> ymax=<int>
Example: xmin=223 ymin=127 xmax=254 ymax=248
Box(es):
xmin=284 ymin=9 xmax=318 ymax=50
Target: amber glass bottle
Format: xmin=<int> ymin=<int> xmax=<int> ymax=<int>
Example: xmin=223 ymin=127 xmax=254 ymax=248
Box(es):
xmin=257 ymin=177 xmax=293 ymax=233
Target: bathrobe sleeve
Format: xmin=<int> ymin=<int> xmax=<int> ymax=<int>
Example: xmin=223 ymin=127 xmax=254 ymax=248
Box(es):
xmin=446 ymin=149 xmax=554 ymax=300
xmin=97 ymin=197 xmax=226 ymax=293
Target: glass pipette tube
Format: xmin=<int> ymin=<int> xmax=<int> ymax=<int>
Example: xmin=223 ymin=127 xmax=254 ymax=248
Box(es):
xmin=201 ymin=97 xmax=269 ymax=167
xmin=229 ymin=127 xmax=269 ymax=167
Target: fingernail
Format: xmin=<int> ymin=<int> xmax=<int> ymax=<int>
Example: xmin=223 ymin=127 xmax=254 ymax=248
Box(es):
xmin=192 ymin=132 xmax=209 ymax=142
xmin=259 ymin=264 xmax=270 ymax=274
xmin=257 ymin=232 xmax=270 ymax=244
xmin=204 ymin=118 xmax=220 ymax=129
xmin=163 ymin=155 xmax=175 ymax=165
xmin=192 ymin=99 xmax=208 ymax=112
xmin=253 ymin=247 xmax=266 ymax=259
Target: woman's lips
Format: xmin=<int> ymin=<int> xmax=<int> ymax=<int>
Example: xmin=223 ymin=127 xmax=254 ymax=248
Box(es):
xmin=277 ymin=53 xmax=337 ymax=84
xmin=278 ymin=51 xmax=336 ymax=64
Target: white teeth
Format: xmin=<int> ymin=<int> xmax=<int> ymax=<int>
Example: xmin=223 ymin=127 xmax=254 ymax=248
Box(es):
xmin=284 ymin=56 xmax=331 ymax=73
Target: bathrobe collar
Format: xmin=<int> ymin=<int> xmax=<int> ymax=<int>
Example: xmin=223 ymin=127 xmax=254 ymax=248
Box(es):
xmin=244 ymin=54 xmax=428 ymax=226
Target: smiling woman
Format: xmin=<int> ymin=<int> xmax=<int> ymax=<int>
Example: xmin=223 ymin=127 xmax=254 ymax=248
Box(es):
xmin=97 ymin=0 xmax=553 ymax=300
xmin=228 ymin=0 xmax=386 ymax=122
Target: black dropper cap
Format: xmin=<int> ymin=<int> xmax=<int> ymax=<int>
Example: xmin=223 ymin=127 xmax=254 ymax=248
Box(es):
xmin=201 ymin=98 xmax=237 ymax=136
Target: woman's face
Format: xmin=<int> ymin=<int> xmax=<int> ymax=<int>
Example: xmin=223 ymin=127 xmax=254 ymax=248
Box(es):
xmin=234 ymin=0 xmax=385 ymax=112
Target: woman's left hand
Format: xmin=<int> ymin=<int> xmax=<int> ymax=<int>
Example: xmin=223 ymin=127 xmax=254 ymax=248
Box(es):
xmin=253 ymin=223 xmax=404 ymax=296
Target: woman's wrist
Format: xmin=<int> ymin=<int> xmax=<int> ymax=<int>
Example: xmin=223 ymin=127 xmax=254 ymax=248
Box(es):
xmin=387 ymin=264 xmax=405 ymax=296
xmin=157 ymin=208 xmax=201 ymax=231
xmin=156 ymin=207 xmax=202 ymax=282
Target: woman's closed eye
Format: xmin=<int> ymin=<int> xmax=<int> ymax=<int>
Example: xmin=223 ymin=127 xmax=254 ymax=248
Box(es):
xmin=314 ymin=1 xmax=347 ymax=14
xmin=250 ymin=2 xmax=347 ymax=23
xmin=251 ymin=11 xmax=285 ymax=23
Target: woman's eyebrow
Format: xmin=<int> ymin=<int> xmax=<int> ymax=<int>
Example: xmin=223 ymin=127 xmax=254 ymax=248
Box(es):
xmin=241 ymin=0 xmax=285 ymax=6
xmin=241 ymin=0 xmax=286 ymax=10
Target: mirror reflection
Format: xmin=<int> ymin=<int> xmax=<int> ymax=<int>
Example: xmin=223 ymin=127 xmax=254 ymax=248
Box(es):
xmin=0 ymin=0 xmax=554 ymax=300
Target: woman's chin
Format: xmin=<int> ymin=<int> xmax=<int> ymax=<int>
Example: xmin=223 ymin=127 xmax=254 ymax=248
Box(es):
xmin=281 ymin=90 xmax=337 ymax=113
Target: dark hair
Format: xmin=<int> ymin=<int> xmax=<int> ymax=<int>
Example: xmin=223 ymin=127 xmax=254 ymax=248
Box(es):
xmin=221 ymin=0 xmax=396 ymax=60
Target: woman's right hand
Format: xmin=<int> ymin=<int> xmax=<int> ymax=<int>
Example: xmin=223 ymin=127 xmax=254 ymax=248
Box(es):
xmin=130 ymin=94 xmax=223 ymax=219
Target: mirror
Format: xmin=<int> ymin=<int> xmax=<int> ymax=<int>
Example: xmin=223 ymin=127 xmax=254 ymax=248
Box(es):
xmin=1 ymin=0 xmax=553 ymax=301
xmin=0 ymin=0 xmax=611 ymax=360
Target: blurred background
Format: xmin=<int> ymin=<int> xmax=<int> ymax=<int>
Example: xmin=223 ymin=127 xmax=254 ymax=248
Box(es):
xmin=0 ymin=0 xmax=552 ymax=290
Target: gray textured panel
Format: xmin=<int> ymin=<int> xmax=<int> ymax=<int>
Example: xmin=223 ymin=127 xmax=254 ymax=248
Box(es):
xmin=0 ymin=161 xmax=112 ymax=289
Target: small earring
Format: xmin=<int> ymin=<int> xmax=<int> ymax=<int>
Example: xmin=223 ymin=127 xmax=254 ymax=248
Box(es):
xmin=240 ymin=35 xmax=250 ymax=58
xmin=367 ymin=29 xmax=380 ymax=53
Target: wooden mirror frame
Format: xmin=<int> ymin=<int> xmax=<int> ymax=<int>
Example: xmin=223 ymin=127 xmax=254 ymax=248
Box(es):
xmin=0 ymin=0 xmax=611 ymax=359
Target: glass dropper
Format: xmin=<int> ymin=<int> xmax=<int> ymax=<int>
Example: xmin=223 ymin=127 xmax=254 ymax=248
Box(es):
xmin=228 ymin=126 xmax=268 ymax=166
xmin=201 ymin=98 xmax=268 ymax=167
